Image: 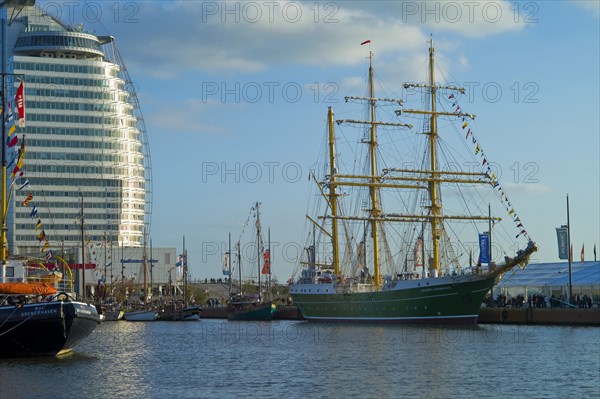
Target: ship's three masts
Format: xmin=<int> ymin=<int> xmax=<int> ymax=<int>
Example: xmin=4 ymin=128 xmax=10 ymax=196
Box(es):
xmin=320 ymin=37 xmax=499 ymax=287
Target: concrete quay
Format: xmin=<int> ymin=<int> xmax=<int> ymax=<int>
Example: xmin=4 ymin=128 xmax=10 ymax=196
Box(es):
xmin=201 ymin=306 xmax=600 ymax=325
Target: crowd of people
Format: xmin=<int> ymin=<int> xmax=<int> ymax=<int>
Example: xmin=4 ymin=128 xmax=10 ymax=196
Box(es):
xmin=485 ymin=293 xmax=595 ymax=308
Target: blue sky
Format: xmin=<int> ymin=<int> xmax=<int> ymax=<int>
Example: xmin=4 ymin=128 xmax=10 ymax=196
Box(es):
xmin=37 ymin=0 xmax=599 ymax=280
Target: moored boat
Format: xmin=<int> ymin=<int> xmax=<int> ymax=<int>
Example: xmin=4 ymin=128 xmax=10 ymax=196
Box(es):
xmin=290 ymin=38 xmax=537 ymax=324
xmin=1 ymin=261 xmax=101 ymax=357
xmin=226 ymin=203 xmax=276 ymax=321
xmin=227 ymin=293 xmax=275 ymax=321
xmin=123 ymin=310 xmax=158 ymax=321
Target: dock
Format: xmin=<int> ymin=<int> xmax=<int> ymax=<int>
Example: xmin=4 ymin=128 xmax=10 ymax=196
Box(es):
xmin=200 ymin=306 xmax=600 ymax=325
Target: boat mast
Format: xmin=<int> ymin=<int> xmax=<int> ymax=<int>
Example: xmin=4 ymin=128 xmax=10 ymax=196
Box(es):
xmin=183 ymin=235 xmax=187 ymax=308
xmin=267 ymin=227 xmax=271 ymax=302
xmin=228 ymin=232 xmax=232 ymax=294
xmin=80 ymin=191 xmax=86 ymax=299
xmin=237 ymin=240 xmax=242 ymax=295
xmin=143 ymin=231 xmax=147 ymax=309
xmin=255 ymin=202 xmax=261 ymax=301
xmin=427 ymin=36 xmax=442 ymax=274
xmin=327 ymin=107 xmax=339 ymax=275
xmin=367 ymin=50 xmax=382 ymax=287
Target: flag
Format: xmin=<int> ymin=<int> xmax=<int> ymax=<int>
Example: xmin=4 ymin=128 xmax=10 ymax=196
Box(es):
xmin=414 ymin=237 xmax=423 ymax=267
xmin=555 ymin=227 xmax=568 ymax=259
xmin=23 ymin=192 xmax=33 ymax=206
xmin=16 ymin=80 xmax=26 ymax=127
xmin=569 ymin=243 xmax=573 ymax=263
xmin=17 ymin=179 xmax=29 ymax=191
xmin=7 ymin=135 xmax=18 ymax=147
xmin=41 ymin=240 xmax=49 ymax=253
xmin=37 ymin=230 xmax=46 ymax=242
xmin=35 ymin=218 xmax=42 ymax=230
xmin=261 ymin=250 xmax=270 ymax=274
xmin=45 ymin=250 xmax=53 ymax=262
xmin=580 ymin=244 xmax=584 ymax=262
xmin=222 ymin=253 xmax=230 ymax=276
xmin=5 ymin=102 xmax=12 ymax=124
xmin=479 ymin=233 xmax=490 ymax=263
xmin=360 ymin=40 xmax=371 ymax=45
xmin=449 ymin=94 xmax=455 ymax=99
xmin=29 ymin=207 xmax=38 ymax=218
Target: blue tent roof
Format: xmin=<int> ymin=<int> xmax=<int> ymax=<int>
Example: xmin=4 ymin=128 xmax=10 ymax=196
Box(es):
xmin=497 ymin=261 xmax=600 ymax=288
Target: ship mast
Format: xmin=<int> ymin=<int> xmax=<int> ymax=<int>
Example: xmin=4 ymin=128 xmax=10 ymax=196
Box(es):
xmin=333 ymin=48 xmax=412 ymax=287
xmin=327 ymin=107 xmax=339 ymax=275
xmin=366 ymin=51 xmax=382 ymax=287
xmin=427 ymin=37 xmax=441 ymax=274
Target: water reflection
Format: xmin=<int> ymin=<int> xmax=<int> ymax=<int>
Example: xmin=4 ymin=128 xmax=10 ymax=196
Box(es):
xmin=1 ymin=320 xmax=598 ymax=399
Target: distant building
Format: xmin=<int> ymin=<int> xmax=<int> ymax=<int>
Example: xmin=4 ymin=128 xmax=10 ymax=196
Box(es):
xmin=89 ymin=246 xmax=178 ymax=288
xmin=1 ymin=1 xmax=152 ymax=266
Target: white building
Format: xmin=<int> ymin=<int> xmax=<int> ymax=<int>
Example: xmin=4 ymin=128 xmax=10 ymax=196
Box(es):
xmin=1 ymin=2 xmax=152 ymax=270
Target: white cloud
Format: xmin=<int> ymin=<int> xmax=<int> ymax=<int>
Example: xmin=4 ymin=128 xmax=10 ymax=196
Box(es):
xmin=145 ymin=98 xmax=232 ymax=135
xmin=571 ymin=0 xmax=600 ymax=15
xmin=103 ymin=0 xmax=528 ymax=79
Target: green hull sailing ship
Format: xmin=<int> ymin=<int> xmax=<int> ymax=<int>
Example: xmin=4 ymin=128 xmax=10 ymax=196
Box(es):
xmin=290 ymin=39 xmax=537 ymax=324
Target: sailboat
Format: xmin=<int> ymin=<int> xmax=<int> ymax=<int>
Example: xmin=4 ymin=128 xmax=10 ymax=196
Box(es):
xmin=0 ymin=78 xmax=101 ymax=356
xmin=123 ymin=235 xmax=157 ymax=321
xmin=290 ymin=38 xmax=537 ymax=324
xmin=159 ymin=237 xmax=202 ymax=321
xmin=227 ymin=202 xmax=275 ymax=321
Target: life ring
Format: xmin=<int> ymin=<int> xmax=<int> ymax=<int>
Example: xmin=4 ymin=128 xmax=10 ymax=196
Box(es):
xmin=56 ymin=292 xmax=69 ymax=301
xmin=501 ymin=308 xmax=508 ymax=321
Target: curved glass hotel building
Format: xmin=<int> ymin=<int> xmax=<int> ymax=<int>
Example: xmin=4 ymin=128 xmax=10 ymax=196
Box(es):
xmin=2 ymin=1 xmax=152 ymax=260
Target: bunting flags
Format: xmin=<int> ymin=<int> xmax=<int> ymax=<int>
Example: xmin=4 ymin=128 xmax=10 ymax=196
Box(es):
xmin=452 ymin=94 xmax=531 ymax=242
xmin=3 ymin=83 xmax=50 ymax=257
xmin=17 ymin=179 xmax=29 ymax=191
xmin=23 ymin=192 xmax=33 ymax=206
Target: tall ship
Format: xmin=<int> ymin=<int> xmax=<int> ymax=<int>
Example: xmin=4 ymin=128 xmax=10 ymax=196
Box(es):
xmin=290 ymin=38 xmax=537 ymax=324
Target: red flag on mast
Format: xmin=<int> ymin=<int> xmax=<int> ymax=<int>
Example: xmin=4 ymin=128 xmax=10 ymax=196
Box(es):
xmin=360 ymin=40 xmax=371 ymax=45
xmin=261 ymin=250 xmax=270 ymax=274
xmin=16 ymin=80 xmax=26 ymax=127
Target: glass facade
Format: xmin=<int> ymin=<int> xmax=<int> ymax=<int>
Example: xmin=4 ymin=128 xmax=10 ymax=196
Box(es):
xmin=3 ymin=4 xmax=151 ymax=259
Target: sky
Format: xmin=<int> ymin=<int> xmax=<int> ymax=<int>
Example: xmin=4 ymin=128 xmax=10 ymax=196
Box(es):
xmin=35 ymin=0 xmax=600 ymax=280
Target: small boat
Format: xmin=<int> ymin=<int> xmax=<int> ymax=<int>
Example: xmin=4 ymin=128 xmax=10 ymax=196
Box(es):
xmin=181 ymin=305 xmax=202 ymax=321
xmin=123 ymin=310 xmax=158 ymax=321
xmin=226 ymin=203 xmax=276 ymax=321
xmin=102 ymin=309 xmax=124 ymax=321
xmin=227 ymin=294 xmax=275 ymax=321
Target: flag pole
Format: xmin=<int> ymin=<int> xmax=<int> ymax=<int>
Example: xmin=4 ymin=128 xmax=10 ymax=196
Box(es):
xmin=566 ymin=194 xmax=573 ymax=306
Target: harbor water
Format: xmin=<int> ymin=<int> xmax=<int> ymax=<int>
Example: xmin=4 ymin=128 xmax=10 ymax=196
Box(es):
xmin=1 ymin=320 xmax=598 ymax=398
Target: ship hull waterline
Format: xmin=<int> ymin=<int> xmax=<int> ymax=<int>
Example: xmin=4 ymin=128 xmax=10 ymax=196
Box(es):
xmin=227 ymin=302 xmax=275 ymax=321
xmin=0 ymin=301 xmax=101 ymax=358
xmin=291 ymin=275 xmax=497 ymax=325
